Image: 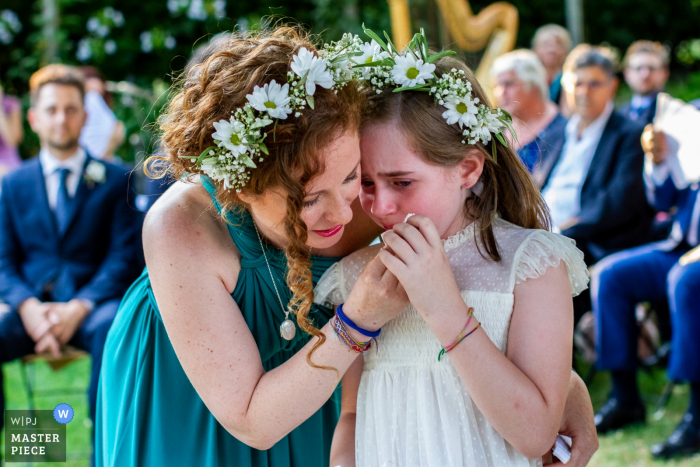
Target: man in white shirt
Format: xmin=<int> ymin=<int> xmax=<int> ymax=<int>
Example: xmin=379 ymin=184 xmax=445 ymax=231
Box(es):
xmin=536 ymin=45 xmax=653 ymax=266
xmin=0 ymin=65 xmax=143 ymax=455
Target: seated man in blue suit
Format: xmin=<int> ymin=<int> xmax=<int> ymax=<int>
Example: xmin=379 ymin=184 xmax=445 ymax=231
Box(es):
xmin=592 ymin=127 xmax=700 ymax=458
xmin=535 ymin=45 xmax=654 ymax=265
xmin=0 ymin=65 xmax=143 ymax=439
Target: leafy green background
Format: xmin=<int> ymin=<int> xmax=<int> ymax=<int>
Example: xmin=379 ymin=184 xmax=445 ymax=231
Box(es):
xmin=1 ymin=0 xmax=700 ymax=164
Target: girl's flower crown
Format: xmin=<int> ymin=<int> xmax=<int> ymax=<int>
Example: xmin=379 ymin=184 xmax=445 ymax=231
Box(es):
xmin=185 ymin=28 xmax=515 ymax=192
xmin=353 ymin=26 xmax=516 ymax=159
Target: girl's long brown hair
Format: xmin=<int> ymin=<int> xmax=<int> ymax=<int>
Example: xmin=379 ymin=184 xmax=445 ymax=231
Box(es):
xmin=152 ymin=26 xmax=363 ymax=369
xmin=362 ymin=56 xmax=551 ymax=261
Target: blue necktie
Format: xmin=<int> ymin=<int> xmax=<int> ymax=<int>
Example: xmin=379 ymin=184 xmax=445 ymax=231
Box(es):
xmin=55 ymin=167 xmax=72 ymax=232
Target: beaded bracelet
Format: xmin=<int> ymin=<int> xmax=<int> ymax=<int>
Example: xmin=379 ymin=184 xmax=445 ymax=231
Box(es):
xmin=332 ymin=314 xmax=372 ymax=354
xmin=336 ymin=304 xmax=381 ymax=338
xmin=438 ymin=307 xmax=481 ymax=361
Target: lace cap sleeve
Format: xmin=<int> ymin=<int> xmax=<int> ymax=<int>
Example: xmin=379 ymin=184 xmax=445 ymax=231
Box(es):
xmin=313 ymin=261 xmax=346 ymax=310
xmin=513 ymin=231 xmax=590 ymax=297
xmin=313 ymin=244 xmax=381 ymax=309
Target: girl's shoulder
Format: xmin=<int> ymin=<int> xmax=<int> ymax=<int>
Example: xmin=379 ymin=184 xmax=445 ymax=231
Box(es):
xmin=314 ymin=243 xmax=382 ymax=308
xmin=492 ymin=219 xmax=590 ymax=296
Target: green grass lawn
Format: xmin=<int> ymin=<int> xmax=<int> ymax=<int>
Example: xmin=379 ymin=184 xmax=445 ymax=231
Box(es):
xmin=2 ymin=358 xmax=700 ymax=466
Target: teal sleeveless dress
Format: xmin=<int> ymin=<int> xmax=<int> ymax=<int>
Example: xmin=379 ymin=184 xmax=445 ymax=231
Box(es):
xmin=95 ymin=179 xmax=342 ymax=466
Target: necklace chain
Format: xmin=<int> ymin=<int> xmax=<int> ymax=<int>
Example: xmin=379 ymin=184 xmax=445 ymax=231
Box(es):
xmin=252 ymin=220 xmax=289 ymax=320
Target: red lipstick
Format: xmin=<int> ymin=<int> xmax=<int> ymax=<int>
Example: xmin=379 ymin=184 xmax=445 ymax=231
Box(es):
xmin=312 ymin=224 xmax=343 ymax=237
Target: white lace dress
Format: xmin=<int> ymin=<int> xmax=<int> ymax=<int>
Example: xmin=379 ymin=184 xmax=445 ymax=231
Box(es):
xmin=314 ymin=218 xmax=589 ymax=467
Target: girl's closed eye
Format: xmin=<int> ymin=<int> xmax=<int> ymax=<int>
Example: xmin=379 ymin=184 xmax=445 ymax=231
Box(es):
xmin=303 ymin=196 xmax=320 ymax=208
xmin=395 ymin=180 xmax=412 ymax=187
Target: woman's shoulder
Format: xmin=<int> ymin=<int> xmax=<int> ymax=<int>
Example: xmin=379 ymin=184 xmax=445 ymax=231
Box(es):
xmin=144 ymin=180 xmax=242 ymax=290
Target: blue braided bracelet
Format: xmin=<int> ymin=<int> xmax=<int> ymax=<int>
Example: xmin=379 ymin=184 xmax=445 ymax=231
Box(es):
xmin=336 ymin=304 xmax=381 ymax=338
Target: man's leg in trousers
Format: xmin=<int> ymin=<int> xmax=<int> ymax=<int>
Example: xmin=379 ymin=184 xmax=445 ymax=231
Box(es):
xmin=0 ymin=310 xmax=40 ymax=434
xmin=667 ymin=260 xmax=700 ymax=384
xmin=593 ymin=245 xmax=681 ymax=372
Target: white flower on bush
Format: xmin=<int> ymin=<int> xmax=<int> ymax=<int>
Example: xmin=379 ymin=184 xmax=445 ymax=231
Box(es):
xmin=164 ymin=36 xmax=176 ymax=50
xmin=290 ymin=47 xmax=334 ymax=96
xmin=104 ymin=39 xmax=117 ymax=55
xmin=442 ymin=96 xmax=478 ymax=129
xmin=212 ymin=118 xmax=248 ymax=156
xmin=246 ymin=80 xmax=292 ymax=120
xmin=85 ymin=160 xmax=106 ymax=184
xmin=392 ymin=54 xmax=435 ymax=88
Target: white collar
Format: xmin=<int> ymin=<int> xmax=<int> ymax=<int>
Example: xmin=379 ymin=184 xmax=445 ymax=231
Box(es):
xmin=566 ymin=101 xmax=614 ymax=141
xmin=39 ymin=147 xmax=88 ymax=177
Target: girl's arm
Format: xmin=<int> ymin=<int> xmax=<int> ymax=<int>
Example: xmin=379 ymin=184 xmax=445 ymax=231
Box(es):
xmin=146 ymin=184 xmax=405 ymax=450
xmin=330 ymin=357 xmax=363 ymax=467
xmin=380 ymin=216 xmax=573 ymax=459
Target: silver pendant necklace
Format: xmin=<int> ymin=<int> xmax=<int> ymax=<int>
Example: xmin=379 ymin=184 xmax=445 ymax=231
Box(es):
xmin=253 ymin=220 xmax=296 ymax=341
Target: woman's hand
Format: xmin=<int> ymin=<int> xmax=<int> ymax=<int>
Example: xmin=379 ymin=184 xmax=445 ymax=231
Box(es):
xmin=377 ymin=215 xmax=463 ymax=318
xmin=342 ymin=253 xmax=409 ymax=335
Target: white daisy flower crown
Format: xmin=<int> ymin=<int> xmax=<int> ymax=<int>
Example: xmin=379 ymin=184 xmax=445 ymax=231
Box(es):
xmin=184 ymin=27 xmax=515 ymax=192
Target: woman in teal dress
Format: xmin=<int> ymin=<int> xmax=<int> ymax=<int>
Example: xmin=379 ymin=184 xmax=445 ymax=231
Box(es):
xmin=95 ymin=28 xmax=403 ymax=466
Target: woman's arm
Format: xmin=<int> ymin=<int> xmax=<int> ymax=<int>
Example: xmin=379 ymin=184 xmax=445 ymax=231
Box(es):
xmin=0 ymin=93 xmax=23 ymax=147
xmin=330 ymin=357 xmax=363 ymax=467
xmin=146 ymin=184 xmax=405 ymax=450
xmin=546 ymin=371 xmax=598 ymax=466
xmin=380 ymin=216 xmax=572 ymax=459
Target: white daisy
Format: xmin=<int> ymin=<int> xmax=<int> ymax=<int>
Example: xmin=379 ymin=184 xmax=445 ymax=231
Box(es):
xmin=391 ymin=54 xmax=436 ymax=88
xmin=352 ymin=40 xmax=389 ymax=65
xmin=442 ymin=95 xmax=478 ymax=129
xmin=290 ymin=47 xmax=335 ymax=96
xmin=472 ymin=112 xmax=504 ymax=143
xmin=246 ymin=80 xmax=292 ymax=120
xmin=212 ymin=118 xmax=248 ymax=156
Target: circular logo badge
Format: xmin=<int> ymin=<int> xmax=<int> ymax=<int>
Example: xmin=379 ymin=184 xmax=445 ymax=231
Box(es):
xmin=53 ymin=403 xmax=74 ymax=424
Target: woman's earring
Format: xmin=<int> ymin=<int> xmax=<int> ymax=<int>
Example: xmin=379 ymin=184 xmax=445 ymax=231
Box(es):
xmin=464 ymin=182 xmax=470 ymax=188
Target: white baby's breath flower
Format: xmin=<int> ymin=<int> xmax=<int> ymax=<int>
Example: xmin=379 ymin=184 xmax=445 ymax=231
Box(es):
xmin=246 ymin=80 xmax=292 ymax=120
xmin=290 ymin=47 xmax=335 ymax=96
xmin=442 ymin=95 xmax=478 ymax=129
xmin=212 ymin=118 xmax=248 ymax=156
xmin=391 ymin=54 xmax=436 ymax=88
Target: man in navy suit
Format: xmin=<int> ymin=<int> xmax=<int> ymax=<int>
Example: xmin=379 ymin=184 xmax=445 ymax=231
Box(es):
xmin=0 ymin=65 xmax=143 ymax=439
xmin=535 ymin=46 xmax=654 ymax=265
xmin=592 ymin=126 xmax=700 ymax=458
xmin=619 ymin=41 xmax=670 ymax=126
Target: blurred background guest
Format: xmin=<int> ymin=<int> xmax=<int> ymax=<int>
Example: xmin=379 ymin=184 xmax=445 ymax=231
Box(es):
xmin=78 ymin=66 xmax=126 ymax=161
xmin=531 ymin=23 xmax=571 ymax=106
xmin=492 ymin=49 xmax=566 ymax=172
xmin=620 ymin=41 xmax=670 ymax=125
xmin=536 ymin=45 xmax=653 ymax=266
xmin=592 ymin=126 xmax=700 ymax=459
xmin=0 ymin=65 xmax=143 ymax=458
xmin=0 ymin=80 xmax=24 ymax=179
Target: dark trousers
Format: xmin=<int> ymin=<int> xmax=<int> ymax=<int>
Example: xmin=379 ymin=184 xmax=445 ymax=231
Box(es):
xmin=0 ymin=299 xmax=119 ymax=434
xmin=593 ymin=243 xmax=700 ymax=382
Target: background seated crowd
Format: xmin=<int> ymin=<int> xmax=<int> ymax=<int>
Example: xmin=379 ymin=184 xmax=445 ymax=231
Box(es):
xmin=0 ymin=22 xmax=699 ymax=463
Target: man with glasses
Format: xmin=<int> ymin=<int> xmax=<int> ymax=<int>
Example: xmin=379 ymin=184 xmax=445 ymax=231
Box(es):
xmin=536 ymin=45 xmax=654 ymax=267
xmin=620 ymin=41 xmax=670 ymax=125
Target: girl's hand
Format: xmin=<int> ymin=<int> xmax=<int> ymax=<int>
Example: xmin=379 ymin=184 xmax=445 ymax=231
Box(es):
xmin=342 ymin=254 xmax=409 ymax=336
xmin=378 ymin=215 xmax=463 ymax=319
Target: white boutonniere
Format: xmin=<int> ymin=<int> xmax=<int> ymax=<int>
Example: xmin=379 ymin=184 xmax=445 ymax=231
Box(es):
xmin=84 ymin=160 xmax=106 ymax=186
